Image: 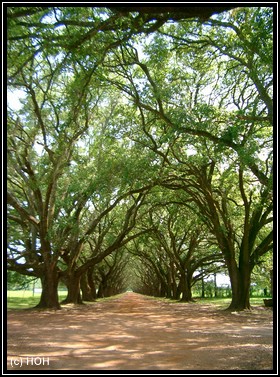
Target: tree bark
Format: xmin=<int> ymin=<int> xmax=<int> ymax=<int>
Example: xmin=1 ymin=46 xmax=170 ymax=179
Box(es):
xmin=35 ymin=267 xmax=61 ymax=309
xmin=61 ymin=272 xmax=83 ymax=304
xmin=87 ymin=267 xmax=97 ymax=300
xmin=166 ymin=270 xmax=172 ymax=299
xmin=226 ymin=258 xmax=252 ymax=311
xmin=97 ymin=282 xmax=105 ymax=298
xmin=159 ymin=279 xmax=168 ymax=297
xmin=170 ymin=262 xmax=178 ymax=299
xmin=178 ymin=272 xmax=194 ymax=302
xmin=80 ymin=270 xmax=96 ymax=301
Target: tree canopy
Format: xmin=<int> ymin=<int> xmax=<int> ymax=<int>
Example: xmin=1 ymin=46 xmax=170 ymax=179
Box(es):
xmin=7 ymin=5 xmax=273 ymax=310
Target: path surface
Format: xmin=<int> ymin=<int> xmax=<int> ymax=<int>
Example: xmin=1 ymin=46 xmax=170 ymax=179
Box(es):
xmin=7 ymin=292 xmax=273 ymax=371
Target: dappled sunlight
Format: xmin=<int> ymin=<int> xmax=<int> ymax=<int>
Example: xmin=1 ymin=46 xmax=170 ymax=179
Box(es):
xmin=7 ymin=293 xmax=273 ymax=370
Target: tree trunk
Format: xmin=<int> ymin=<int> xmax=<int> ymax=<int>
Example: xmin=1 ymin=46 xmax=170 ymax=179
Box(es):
xmin=159 ymin=281 xmax=167 ymax=297
xmin=87 ymin=268 xmax=97 ymax=300
xmin=226 ymin=259 xmax=252 ymax=311
xmin=105 ymin=286 xmax=113 ymax=297
xmin=166 ymin=271 xmax=172 ymax=299
xmin=175 ymin=283 xmax=182 ymax=300
xmin=36 ymin=268 xmax=61 ymax=309
xmin=97 ymin=282 xmax=105 ymax=298
xmin=214 ymin=272 xmax=218 ymax=298
xmin=170 ymin=262 xmax=178 ymax=299
xmin=80 ymin=271 xmax=96 ymax=301
xmin=171 ymin=280 xmax=178 ymax=300
xmin=179 ymin=273 xmax=193 ymax=302
xmin=62 ymin=272 xmax=83 ymax=304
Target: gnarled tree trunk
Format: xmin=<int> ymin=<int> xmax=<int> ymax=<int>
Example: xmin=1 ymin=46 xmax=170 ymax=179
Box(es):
xmin=36 ymin=267 xmax=61 ymax=309
xmin=226 ymin=257 xmax=252 ymax=311
xmin=61 ymin=272 xmax=83 ymax=304
xmin=81 ymin=268 xmax=97 ymax=301
xmin=179 ymin=272 xmax=194 ymax=302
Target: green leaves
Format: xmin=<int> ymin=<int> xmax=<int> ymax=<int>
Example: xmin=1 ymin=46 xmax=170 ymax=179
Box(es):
xmin=7 ymin=6 xmax=273 ymax=305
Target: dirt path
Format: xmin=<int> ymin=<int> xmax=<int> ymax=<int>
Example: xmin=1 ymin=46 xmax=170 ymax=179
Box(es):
xmin=7 ymin=292 xmax=273 ymax=371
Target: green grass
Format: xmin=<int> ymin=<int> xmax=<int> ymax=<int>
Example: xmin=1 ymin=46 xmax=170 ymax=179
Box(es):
xmin=151 ymin=295 xmax=270 ymax=310
xmin=7 ymin=290 xmax=271 ymax=310
xmin=193 ymin=296 xmax=270 ymax=309
xmin=7 ymin=290 xmax=67 ymax=309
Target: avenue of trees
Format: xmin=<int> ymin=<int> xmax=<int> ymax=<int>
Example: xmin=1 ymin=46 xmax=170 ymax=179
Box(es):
xmin=7 ymin=6 xmax=273 ymax=310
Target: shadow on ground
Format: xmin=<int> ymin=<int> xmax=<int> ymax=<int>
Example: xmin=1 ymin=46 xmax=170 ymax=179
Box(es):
xmin=7 ymin=292 xmax=273 ymax=371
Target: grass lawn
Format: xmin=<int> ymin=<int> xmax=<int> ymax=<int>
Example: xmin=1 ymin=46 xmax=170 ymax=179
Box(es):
xmin=7 ymin=290 xmax=270 ymax=310
xmin=153 ymin=295 xmax=270 ymax=310
xmin=192 ymin=296 xmax=270 ymax=309
xmin=7 ymin=290 xmax=68 ymax=309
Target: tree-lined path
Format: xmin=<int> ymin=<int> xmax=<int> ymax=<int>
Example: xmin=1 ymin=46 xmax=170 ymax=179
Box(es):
xmin=7 ymin=6 xmax=273 ymax=312
xmin=7 ymin=292 xmax=273 ymax=371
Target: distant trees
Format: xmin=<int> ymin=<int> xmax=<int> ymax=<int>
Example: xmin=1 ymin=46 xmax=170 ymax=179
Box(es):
xmin=126 ymin=191 xmax=225 ymax=301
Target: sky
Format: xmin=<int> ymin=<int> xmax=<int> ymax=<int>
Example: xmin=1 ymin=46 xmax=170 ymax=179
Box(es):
xmin=7 ymin=88 xmax=26 ymax=111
